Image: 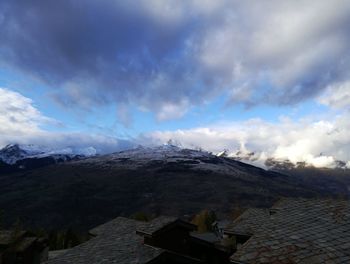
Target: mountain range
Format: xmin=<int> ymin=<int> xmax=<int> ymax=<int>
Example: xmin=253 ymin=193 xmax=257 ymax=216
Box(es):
xmin=0 ymin=143 xmax=349 ymax=231
xmin=0 ymin=144 xmax=96 ymax=172
xmin=216 ymin=148 xmax=350 ymax=170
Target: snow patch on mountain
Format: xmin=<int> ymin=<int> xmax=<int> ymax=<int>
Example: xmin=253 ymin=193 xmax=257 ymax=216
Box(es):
xmin=75 ymin=143 xmax=258 ymax=177
xmin=0 ymin=144 xmax=97 ymax=165
xmin=215 ymin=147 xmax=350 ymax=170
xmin=108 ymin=144 xmax=212 ymax=161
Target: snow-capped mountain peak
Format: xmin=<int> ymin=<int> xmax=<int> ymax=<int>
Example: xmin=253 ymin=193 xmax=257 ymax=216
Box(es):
xmin=215 ymin=148 xmax=349 ymax=170
xmin=0 ymin=144 xmax=97 ymax=165
xmin=0 ymin=144 xmax=30 ymax=164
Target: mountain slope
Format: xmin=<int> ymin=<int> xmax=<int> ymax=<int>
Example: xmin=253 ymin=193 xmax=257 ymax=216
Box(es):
xmin=0 ymin=145 xmax=335 ymax=231
xmin=0 ymin=144 xmax=97 ymax=172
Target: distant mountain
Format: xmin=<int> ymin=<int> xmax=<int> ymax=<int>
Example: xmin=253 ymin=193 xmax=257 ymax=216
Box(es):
xmin=0 ymin=144 xmax=97 ymax=172
xmin=0 ymin=144 xmax=31 ymax=164
xmin=216 ymin=149 xmax=349 ymax=170
xmin=0 ymin=144 xmax=344 ymax=231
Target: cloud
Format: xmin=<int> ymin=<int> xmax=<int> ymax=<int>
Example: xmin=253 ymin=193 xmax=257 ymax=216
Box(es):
xmin=156 ymin=99 xmax=190 ymax=121
xmin=1 ymin=0 xmax=350 ymax=121
xmin=0 ymin=88 xmax=133 ymax=152
xmin=0 ymin=87 xmax=51 ymax=135
xmin=318 ymin=81 xmax=350 ymax=110
xmin=2 ymin=88 xmax=349 ymax=168
xmin=144 ymin=114 xmax=350 ymax=168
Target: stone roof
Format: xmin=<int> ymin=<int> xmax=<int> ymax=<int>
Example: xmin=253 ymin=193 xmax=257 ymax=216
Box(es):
xmin=224 ymin=208 xmax=271 ymax=236
xmin=135 ymin=216 xmax=196 ymax=236
xmin=47 ymin=217 xmax=164 ymax=264
xmin=229 ymin=198 xmax=350 ymax=264
xmin=88 ymin=216 xmax=145 ymax=237
xmin=89 ymin=215 xmax=178 ymax=238
xmin=48 ymin=249 xmax=69 ymax=259
xmin=137 ymin=216 xmax=177 ymax=235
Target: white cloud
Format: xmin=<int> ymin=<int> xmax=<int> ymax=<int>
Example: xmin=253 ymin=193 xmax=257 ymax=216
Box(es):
xmin=156 ymin=99 xmax=190 ymax=121
xmin=0 ymin=88 xmax=49 ymax=136
xmin=319 ymin=81 xmax=350 ymax=109
xmin=145 ymin=115 xmax=350 ymax=168
xmin=0 ymin=88 xmax=133 ymax=152
xmin=196 ymin=0 xmax=350 ymax=105
xmin=2 ymin=0 xmax=350 ymax=120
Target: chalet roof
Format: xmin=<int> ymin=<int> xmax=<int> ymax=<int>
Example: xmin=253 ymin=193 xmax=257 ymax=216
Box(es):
xmin=136 ymin=216 xmax=177 ymax=235
xmin=190 ymin=232 xmax=221 ymax=244
xmin=48 ymin=249 xmax=69 ymax=259
xmin=136 ymin=216 xmax=196 ymax=237
xmin=229 ymin=198 xmax=350 ymax=264
xmin=47 ymin=217 xmax=164 ymax=264
xmin=224 ymin=208 xmax=272 ymax=236
xmin=89 ymin=216 xmax=182 ymax=238
xmin=88 ymin=216 xmax=147 ymax=237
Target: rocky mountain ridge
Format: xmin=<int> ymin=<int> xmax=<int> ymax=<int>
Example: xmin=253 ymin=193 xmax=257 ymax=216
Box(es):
xmin=216 ymin=149 xmax=349 ymax=170
xmin=0 ymin=144 xmax=323 ymax=231
xmin=0 ymin=144 xmax=97 ymax=172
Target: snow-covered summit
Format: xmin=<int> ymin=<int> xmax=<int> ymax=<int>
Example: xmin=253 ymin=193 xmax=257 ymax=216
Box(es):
xmin=0 ymin=144 xmax=31 ymax=165
xmin=0 ymin=144 xmax=97 ymax=165
xmin=215 ymin=148 xmax=350 ymax=169
xmin=76 ymin=143 xmax=247 ymax=175
xmin=109 ymin=143 xmax=211 ymax=160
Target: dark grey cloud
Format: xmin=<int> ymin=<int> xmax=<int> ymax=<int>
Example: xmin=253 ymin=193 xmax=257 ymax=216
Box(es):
xmin=1 ymin=0 xmax=219 ymax=122
xmin=1 ymin=0 xmax=350 ymax=121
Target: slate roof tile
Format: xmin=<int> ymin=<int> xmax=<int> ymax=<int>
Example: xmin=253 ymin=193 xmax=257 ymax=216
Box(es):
xmin=46 ymin=217 xmax=164 ymax=264
xmin=227 ymin=198 xmax=350 ymax=264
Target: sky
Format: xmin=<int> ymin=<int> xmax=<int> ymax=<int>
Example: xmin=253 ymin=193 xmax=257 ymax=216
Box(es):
xmin=0 ymin=0 xmax=350 ymax=167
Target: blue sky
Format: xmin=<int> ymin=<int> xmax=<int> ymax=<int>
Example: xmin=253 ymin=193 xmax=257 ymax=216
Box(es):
xmin=0 ymin=66 xmax=326 ymax=136
xmin=0 ymin=0 xmax=349 ymax=167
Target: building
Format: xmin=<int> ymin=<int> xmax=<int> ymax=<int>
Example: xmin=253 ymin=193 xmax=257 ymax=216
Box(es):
xmin=46 ymin=216 xmax=231 ymax=264
xmin=0 ymin=230 xmax=48 ymax=264
xmin=224 ymin=198 xmax=350 ymax=264
xmin=47 ymin=198 xmax=350 ymax=263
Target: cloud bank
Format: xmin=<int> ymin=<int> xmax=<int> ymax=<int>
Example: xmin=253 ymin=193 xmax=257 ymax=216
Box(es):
xmin=1 ymin=87 xmax=349 ymax=168
xmin=1 ymin=0 xmax=350 ymax=121
xmin=145 ymin=115 xmax=350 ymax=168
xmin=0 ymin=88 xmax=133 ymax=153
xmin=1 ymin=1 xmax=349 ymax=168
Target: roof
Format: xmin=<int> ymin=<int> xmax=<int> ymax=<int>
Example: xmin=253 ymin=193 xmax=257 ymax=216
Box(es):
xmin=190 ymin=232 xmax=221 ymax=244
xmin=47 ymin=217 xmax=164 ymax=264
xmin=87 ymin=216 xmax=147 ymax=237
xmin=136 ymin=216 xmax=196 ymax=237
xmin=89 ymin=216 xmax=181 ymax=237
xmin=224 ymin=208 xmax=271 ymax=236
xmin=229 ymin=198 xmax=350 ymax=264
xmin=48 ymin=249 xmax=69 ymax=259
xmin=136 ymin=216 xmax=176 ymax=235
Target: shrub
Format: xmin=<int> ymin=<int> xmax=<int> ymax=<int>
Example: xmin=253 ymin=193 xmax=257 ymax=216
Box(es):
xmin=192 ymin=209 xmax=217 ymax=233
